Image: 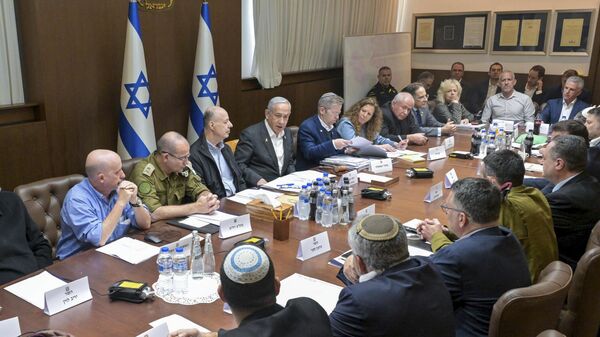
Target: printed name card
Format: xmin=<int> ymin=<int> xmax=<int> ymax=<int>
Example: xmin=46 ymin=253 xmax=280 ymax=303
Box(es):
xmin=443 ymin=136 xmax=455 ymax=150
xmin=369 ymin=158 xmax=393 ymax=174
xmin=297 ymin=232 xmax=331 ymax=261
xmin=219 ymin=214 xmax=252 ymax=239
xmin=0 ymin=317 xmax=21 ymax=337
xmin=356 ymin=204 xmax=376 ymax=219
xmin=43 ymin=276 xmax=92 ymax=316
xmin=424 ymin=182 xmax=444 ymax=203
xmin=427 ymin=145 xmax=447 ymax=161
xmin=338 ymin=170 xmax=358 ymax=187
xmin=136 ymin=322 xmax=169 ymax=337
xmin=161 ymin=233 xmax=194 ymax=256
xmin=444 ymin=168 xmax=458 ymax=188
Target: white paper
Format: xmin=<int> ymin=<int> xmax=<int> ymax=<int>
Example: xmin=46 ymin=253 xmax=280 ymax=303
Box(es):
xmin=277 ymin=273 xmax=342 ymax=314
xmin=443 ymin=136 xmax=455 ymax=150
xmin=428 ymin=145 xmax=447 ymax=161
xmin=357 ymin=172 xmax=393 ymax=184
xmin=369 ymin=158 xmax=393 ymax=173
xmin=265 ymin=170 xmax=333 ymax=192
xmin=456 ymin=123 xmax=485 ymax=131
xmin=402 ymin=218 xmax=422 ymax=231
xmin=524 ymin=163 xmax=544 ymax=173
xmin=424 ymin=182 xmax=444 ymax=203
xmin=219 ymin=214 xmax=252 ymax=239
xmin=44 ymin=276 xmax=92 ymax=316
xmin=297 ymin=232 xmax=331 ymax=261
xmin=408 ymin=245 xmax=433 ymax=257
xmin=96 ymin=237 xmax=160 ymax=264
xmin=444 ymin=168 xmax=458 ymax=188
xmin=227 ymin=195 xmax=253 ymax=205
xmin=150 ymin=314 xmax=210 ymax=333
xmin=463 ymin=17 xmax=485 ymax=47
xmin=0 ymin=317 xmax=21 ymax=337
xmin=179 ymin=216 xmax=211 ymax=228
xmin=230 ymin=189 xmax=284 ymax=205
xmin=356 ymin=204 xmax=376 ymax=219
xmin=349 ymin=136 xmax=373 ymax=148
xmin=137 ymin=322 xmax=169 ymax=337
xmin=4 ymin=271 xmax=66 ymax=310
xmin=190 ymin=211 xmax=237 ymax=224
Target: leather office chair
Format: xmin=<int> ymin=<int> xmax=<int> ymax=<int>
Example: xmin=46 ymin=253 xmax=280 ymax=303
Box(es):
xmin=288 ymin=125 xmax=299 ymax=157
xmin=557 ymin=247 xmax=600 ymax=337
xmin=122 ymin=157 xmax=142 ymax=178
xmin=225 ymin=139 xmax=239 ymax=152
xmin=488 ymin=261 xmax=573 ymax=337
xmin=14 ymin=174 xmax=85 ymax=257
xmin=586 ymin=220 xmax=600 ymax=251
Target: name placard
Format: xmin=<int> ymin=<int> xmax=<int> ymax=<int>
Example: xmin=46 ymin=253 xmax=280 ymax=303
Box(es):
xmin=297 ymin=232 xmax=331 ymax=261
xmin=424 ymin=182 xmax=444 ymax=203
xmin=356 ymin=204 xmax=376 ymax=219
xmin=136 ymin=322 xmax=169 ymax=337
xmin=0 ymin=317 xmax=20 ymax=337
xmin=444 ymin=168 xmax=458 ymax=188
xmin=443 ymin=136 xmax=455 ymax=150
xmin=43 ymin=276 xmax=92 ymax=316
xmin=160 ymin=233 xmax=194 ymax=256
xmin=219 ymin=214 xmax=252 ymax=239
xmin=338 ymin=170 xmax=358 ymax=187
xmin=427 ymin=145 xmax=447 ymax=161
xmin=369 ymin=158 xmax=393 ymax=174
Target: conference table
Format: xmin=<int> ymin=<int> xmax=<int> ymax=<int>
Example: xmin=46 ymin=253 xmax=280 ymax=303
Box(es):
xmin=0 ymin=131 xmax=538 ymax=336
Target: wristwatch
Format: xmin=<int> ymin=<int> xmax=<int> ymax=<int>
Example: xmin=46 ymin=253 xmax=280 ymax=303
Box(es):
xmin=129 ymin=199 xmax=143 ymax=208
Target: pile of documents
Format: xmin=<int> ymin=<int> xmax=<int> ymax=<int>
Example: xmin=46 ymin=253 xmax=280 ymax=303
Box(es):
xmin=263 ymin=170 xmax=332 ymax=192
xmin=320 ymin=155 xmax=371 ymax=170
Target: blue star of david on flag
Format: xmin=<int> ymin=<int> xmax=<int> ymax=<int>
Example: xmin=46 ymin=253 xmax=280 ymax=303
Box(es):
xmin=124 ymin=71 xmax=152 ymax=118
xmin=196 ymin=65 xmax=219 ymax=105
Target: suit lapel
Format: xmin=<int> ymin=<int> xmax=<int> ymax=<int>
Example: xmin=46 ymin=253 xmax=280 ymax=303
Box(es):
xmin=260 ymin=122 xmax=279 ymax=170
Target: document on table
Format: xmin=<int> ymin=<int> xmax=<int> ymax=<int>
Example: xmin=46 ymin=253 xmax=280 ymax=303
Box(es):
xmin=96 ymin=237 xmax=160 ymax=264
xmin=348 ymin=136 xmax=372 ymax=148
xmin=228 ymin=188 xmax=284 ymax=205
xmin=179 ymin=216 xmax=211 ymax=228
xmin=264 ymin=170 xmax=334 ymax=192
xmin=4 ymin=271 xmax=66 ymax=310
xmin=357 ymin=172 xmax=394 ymax=184
xmin=276 ymin=273 xmax=342 ymax=314
xmin=188 ymin=210 xmax=237 ymax=224
xmin=149 ymin=314 xmax=209 ymax=333
xmin=408 ymin=245 xmax=433 ymax=257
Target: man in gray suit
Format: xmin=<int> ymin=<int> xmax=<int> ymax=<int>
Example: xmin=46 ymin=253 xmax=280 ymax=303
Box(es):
xmin=235 ymin=97 xmax=296 ymax=187
xmin=402 ymin=83 xmax=456 ymax=137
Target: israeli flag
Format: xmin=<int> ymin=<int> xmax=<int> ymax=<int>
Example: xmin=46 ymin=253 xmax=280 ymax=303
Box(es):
xmin=117 ymin=0 xmax=156 ymax=159
xmin=187 ymin=1 xmax=219 ymax=143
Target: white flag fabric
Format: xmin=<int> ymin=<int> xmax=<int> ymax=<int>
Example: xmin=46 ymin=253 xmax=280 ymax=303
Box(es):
xmin=187 ymin=1 xmax=220 ymax=144
xmin=117 ymin=0 xmax=156 ymax=159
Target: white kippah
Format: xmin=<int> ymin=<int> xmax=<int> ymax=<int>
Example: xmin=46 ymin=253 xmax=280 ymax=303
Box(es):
xmin=223 ymin=245 xmax=270 ymax=284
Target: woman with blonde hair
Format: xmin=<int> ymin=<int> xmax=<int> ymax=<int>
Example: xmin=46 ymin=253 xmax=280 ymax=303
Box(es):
xmin=433 ymin=79 xmax=474 ymax=124
xmin=337 ymin=97 xmax=405 ymax=151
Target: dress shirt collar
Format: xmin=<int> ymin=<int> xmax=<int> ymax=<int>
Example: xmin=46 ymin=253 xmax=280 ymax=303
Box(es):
xmin=264 ymin=119 xmax=284 ymax=138
xmin=552 ymin=171 xmax=582 ymax=193
xmin=591 ymin=137 xmax=600 ymax=147
xmin=83 ymin=178 xmax=111 ymax=202
xmin=359 ymin=270 xmax=381 ymax=283
xmin=562 ymin=98 xmax=577 ymax=108
xmin=318 ymin=115 xmax=334 ymax=132
xmin=498 ymin=91 xmax=516 ymax=100
xmin=206 ymin=137 xmax=225 ymax=152
xmin=458 ymin=226 xmax=495 ymax=241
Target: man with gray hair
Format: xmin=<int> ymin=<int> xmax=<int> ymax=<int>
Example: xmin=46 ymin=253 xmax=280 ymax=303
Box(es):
xmin=235 ymin=97 xmax=295 ymax=187
xmin=131 ymin=131 xmax=219 ymax=221
xmin=540 ymin=135 xmax=600 ymax=268
xmin=380 ymin=92 xmax=428 ymax=145
xmin=481 ymin=70 xmax=535 ymax=124
xmin=58 ymin=149 xmax=151 ymax=259
xmin=296 ymin=92 xmax=351 ymax=170
xmin=540 ymin=76 xmax=589 ymax=124
xmin=190 ymin=106 xmax=247 ymax=198
xmin=329 ymin=214 xmax=455 ymax=337
xmin=418 ymin=178 xmax=530 ymax=337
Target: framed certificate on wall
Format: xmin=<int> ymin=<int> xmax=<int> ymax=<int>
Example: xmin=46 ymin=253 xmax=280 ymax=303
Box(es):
xmin=492 ymin=11 xmax=549 ymax=55
xmin=413 ymin=12 xmax=489 ymax=53
xmin=551 ymin=10 xmax=596 ymax=55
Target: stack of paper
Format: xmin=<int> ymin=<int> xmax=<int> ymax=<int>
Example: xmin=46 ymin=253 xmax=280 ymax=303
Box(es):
xmin=4 ymin=271 xmax=66 ymax=309
xmin=96 ymin=237 xmax=160 ymax=264
xmin=149 ymin=314 xmax=209 ymax=333
xmin=456 ymin=123 xmax=485 ymax=131
xmin=188 ymin=211 xmax=238 ymax=225
xmin=264 ymin=170 xmax=334 ymax=192
xmin=228 ymin=189 xmax=283 ymax=205
xmin=320 ymin=155 xmax=371 ymax=170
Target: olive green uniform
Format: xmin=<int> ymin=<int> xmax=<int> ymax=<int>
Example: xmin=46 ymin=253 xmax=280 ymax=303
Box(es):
xmin=131 ymin=152 xmax=209 ymax=212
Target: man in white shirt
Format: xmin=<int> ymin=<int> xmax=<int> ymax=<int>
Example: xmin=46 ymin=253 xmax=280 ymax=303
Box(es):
xmin=235 ymin=97 xmax=296 ymax=187
xmin=540 ymin=76 xmax=589 ymax=125
xmin=481 ymin=71 xmax=535 ymax=124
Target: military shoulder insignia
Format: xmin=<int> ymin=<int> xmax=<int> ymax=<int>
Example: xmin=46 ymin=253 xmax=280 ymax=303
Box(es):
xmin=139 ymin=182 xmax=152 ymax=194
xmin=185 ymin=162 xmax=196 ymax=175
xmin=142 ymin=163 xmax=155 ymax=176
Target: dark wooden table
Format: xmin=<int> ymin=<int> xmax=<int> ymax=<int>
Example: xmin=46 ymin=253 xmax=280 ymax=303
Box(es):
xmin=0 ymin=132 xmax=538 ymax=336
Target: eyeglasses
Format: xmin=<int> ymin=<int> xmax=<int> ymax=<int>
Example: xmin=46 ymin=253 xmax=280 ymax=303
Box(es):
xmin=440 ymin=203 xmax=467 ymax=215
xmin=162 ymin=151 xmax=190 ymax=162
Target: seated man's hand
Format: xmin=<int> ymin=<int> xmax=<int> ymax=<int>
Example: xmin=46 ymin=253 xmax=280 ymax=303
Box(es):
xmin=417 ymin=218 xmax=444 ymax=242
xmin=195 ymin=194 xmax=220 ymax=214
xmin=256 ymin=178 xmax=268 ymax=186
xmin=442 ymin=121 xmax=456 ymax=134
xmin=117 ymin=180 xmax=137 ymax=205
xmin=333 ymin=138 xmax=352 ymax=150
xmin=169 ymin=328 xmax=201 ymax=337
xmin=395 ymin=139 xmax=408 ymax=150
xmin=407 ymin=133 xmax=428 ymax=145
xmin=342 ymin=255 xmax=360 ymax=284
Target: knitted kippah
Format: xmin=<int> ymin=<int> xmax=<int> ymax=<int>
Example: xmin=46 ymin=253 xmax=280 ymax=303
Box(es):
xmin=356 ymin=214 xmax=402 ymax=241
xmin=223 ymin=245 xmax=270 ymax=284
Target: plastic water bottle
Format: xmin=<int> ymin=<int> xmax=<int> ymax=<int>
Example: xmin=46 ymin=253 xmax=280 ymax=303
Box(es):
xmin=322 ymin=172 xmax=330 ymax=186
xmin=315 ymin=188 xmax=325 ymax=224
xmin=190 ymin=230 xmax=204 ymax=279
xmin=340 ymin=189 xmax=350 ymax=225
xmin=172 ymin=247 xmax=188 ymax=294
xmin=321 ymin=191 xmax=333 ymax=227
xmin=331 ymin=189 xmax=340 ymax=225
xmin=202 ymin=233 xmax=216 ymax=275
xmin=156 ymin=247 xmax=173 ymax=295
xmin=479 ymin=138 xmax=488 ymax=157
xmin=486 ymin=131 xmax=496 ymax=155
xmin=297 ymin=185 xmax=310 ymax=221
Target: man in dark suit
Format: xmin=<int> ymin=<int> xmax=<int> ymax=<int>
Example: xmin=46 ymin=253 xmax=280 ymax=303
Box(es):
xmin=540 ymin=76 xmax=589 ymax=124
xmin=471 ymin=62 xmax=503 ymax=116
xmin=544 ymin=69 xmax=592 ymax=104
xmin=515 ymin=65 xmax=547 ymax=107
xmin=190 ymin=106 xmax=246 ymax=198
xmin=296 ymin=93 xmax=350 ymax=170
xmin=583 ymin=107 xmax=600 ymax=181
xmin=169 ymin=244 xmax=333 ymax=337
xmin=418 ymin=178 xmax=531 ymax=337
xmin=330 ymin=214 xmax=455 ymax=337
xmin=541 ymin=135 xmax=600 ymax=269
xmin=380 ymin=92 xmax=428 ymax=145
xmin=235 ymin=97 xmax=295 ymax=187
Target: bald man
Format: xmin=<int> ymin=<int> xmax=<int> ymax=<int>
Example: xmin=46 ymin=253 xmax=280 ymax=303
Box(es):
xmin=56 ymin=150 xmax=151 ymax=259
xmin=131 ymin=131 xmax=219 ymax=221
xmin=380 ymin=92 xmax=428 ymax=145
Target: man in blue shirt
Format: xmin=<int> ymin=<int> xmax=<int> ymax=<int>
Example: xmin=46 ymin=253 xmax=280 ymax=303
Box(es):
xmin=57 ymin=150 xmax=151 ymax=259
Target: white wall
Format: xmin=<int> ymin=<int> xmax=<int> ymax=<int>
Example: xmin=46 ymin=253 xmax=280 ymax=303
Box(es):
xmin=400 ymin=0 xmax=600 ymax=75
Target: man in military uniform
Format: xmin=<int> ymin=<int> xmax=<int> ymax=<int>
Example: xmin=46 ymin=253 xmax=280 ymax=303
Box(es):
xmin=131 ymin=131 xmax=219 ymax=222
xmin=367 ymin=66 xmax=398 ymax=106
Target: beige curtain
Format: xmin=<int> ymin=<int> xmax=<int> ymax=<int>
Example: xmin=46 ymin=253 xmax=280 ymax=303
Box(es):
xmin=0 ymin=0 xmax=24 ymax=104
xmin=252 ymin=0 xmax=399 ymax=88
